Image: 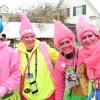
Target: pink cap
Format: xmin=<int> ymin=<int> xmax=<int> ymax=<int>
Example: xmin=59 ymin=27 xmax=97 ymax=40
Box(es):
xmin=19 ymin=13 xmax=35 ymax=39
xmin=76 ymin=16 xmax=100 ymax=42
xmin=54 ymin=20 xmax=75 ymax=49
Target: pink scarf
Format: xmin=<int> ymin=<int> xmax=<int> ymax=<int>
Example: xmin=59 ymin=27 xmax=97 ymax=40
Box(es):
xmin=82 ymin=40 xmax=100 ymax=69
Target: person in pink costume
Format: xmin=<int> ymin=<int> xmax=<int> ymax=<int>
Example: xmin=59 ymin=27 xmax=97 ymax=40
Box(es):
xmin=53 ymin=20 xmax=87 ymax=100
xmin=17 ymin=13 xmax=59 ymax=100
xmin=76 ymin=16 xmax=100 ymax=100
xmin=0 ymin=18 xmax=20 ymax=99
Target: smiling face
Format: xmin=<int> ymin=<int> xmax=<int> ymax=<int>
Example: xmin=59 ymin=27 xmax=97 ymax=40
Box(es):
xmin=81 ymin=31 xmax=99 ymax=49
xmin=21 ymin=33 xmax=36 ymax=50
xmin=59 ymin=37 xmax=74 ymax=55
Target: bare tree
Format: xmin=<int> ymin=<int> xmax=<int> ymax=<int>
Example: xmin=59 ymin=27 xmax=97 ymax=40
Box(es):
xmin=8 ymin=0 xmax=68 ymax=23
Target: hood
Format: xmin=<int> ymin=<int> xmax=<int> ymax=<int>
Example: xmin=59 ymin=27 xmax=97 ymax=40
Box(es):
xmin=17 ymin=39 xmax=40 ymax=53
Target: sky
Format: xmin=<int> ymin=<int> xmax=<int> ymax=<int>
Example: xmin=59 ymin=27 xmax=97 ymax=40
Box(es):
xmin=0 ymin=0 xmax=99 ymax=14
xmin=0 ymin=0 xmax=60 ymax=10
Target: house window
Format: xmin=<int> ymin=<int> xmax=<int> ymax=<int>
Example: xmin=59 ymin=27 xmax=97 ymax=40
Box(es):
xmin=67 ymin=8 xmax=70 ymax=17
xmin=73 ymin=5 xmax=86 ymax=16
xmin=76 ymin=6 xmax=83 ymax=16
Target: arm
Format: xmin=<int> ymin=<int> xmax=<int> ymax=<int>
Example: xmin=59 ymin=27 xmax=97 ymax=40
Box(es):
xmin=54 ymin=62 xmax=65 ymax=100
xmin=3 ymin=50 xmax=20 ymax=93
xmin=47 ymin=45 xmax=59 ymax=64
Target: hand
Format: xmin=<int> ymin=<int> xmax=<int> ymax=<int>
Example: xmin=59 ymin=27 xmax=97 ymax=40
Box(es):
xmin=95 ymin=80 xmax=98 ymax=89
xmin=0 ymin=86 xmax=8 ymax=97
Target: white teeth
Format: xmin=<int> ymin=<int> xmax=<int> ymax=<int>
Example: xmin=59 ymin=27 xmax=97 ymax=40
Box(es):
xmin=64 ymin=47 xmax=70 ymax=50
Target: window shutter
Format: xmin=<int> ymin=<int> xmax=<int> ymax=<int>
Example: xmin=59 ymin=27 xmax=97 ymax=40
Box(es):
xmin=82 ymin=5 xmax=86 ymax=15
xmin=73 ymin=7 xmax=76 ymax=16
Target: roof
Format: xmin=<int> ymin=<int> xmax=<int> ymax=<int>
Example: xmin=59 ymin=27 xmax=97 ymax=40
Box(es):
xmin=2 ymin=22 xmax=54 ymax=38
xmin=0 ymin=5 xmax=9 ymax=13
xmin=34 ymin=23 xmax=54 ymax=38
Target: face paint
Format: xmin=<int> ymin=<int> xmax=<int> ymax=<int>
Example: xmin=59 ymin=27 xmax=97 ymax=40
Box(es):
xmin=81 ymin=31 xmax=99 ymax=49
xmin=22 ymin=33 xmax=35 ymax=50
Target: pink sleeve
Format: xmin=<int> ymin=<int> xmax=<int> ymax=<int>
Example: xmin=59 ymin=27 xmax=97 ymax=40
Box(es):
xmin=87 ymin=67 xmax=95 ymax=80
xmin=54 ymin=62 xmax=65 ymax=100
xmin=4 ymin=50 xmax=20 ymax=93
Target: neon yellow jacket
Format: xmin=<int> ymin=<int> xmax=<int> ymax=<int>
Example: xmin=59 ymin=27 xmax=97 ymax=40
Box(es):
xmin=17 ymin=39 xmax=59 ymax=100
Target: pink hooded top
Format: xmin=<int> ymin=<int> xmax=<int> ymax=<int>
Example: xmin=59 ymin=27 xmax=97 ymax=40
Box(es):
xmin=19 ymin=12 xmax=35 ymax=39
xmin=76 ymin=16 xmax=100 ymax=81
xmin=76 ymin=16 xmax=100 ymax=42
xmin=53 ymin=20 xmax=76 ymax=100
xmin=0 ymin=42 xmax=20 ymax=93
xmin=54 ymin=51 xmax=78 ymax=100
xmin=53 ymin=20 xmax=75 ymax=49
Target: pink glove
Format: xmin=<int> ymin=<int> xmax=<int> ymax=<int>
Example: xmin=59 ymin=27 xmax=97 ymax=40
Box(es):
xmin=0 ymin=86 xmax=8 ymax=97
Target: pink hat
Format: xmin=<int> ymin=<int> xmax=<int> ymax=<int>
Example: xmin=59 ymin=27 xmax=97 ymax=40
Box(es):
xmin=54 ymin=20 xmax=75 ymax=49
xmin=76 ymin=16 xmax=100 ymax=42
xmin=19 ymin=13 xmax=35 ymax=39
